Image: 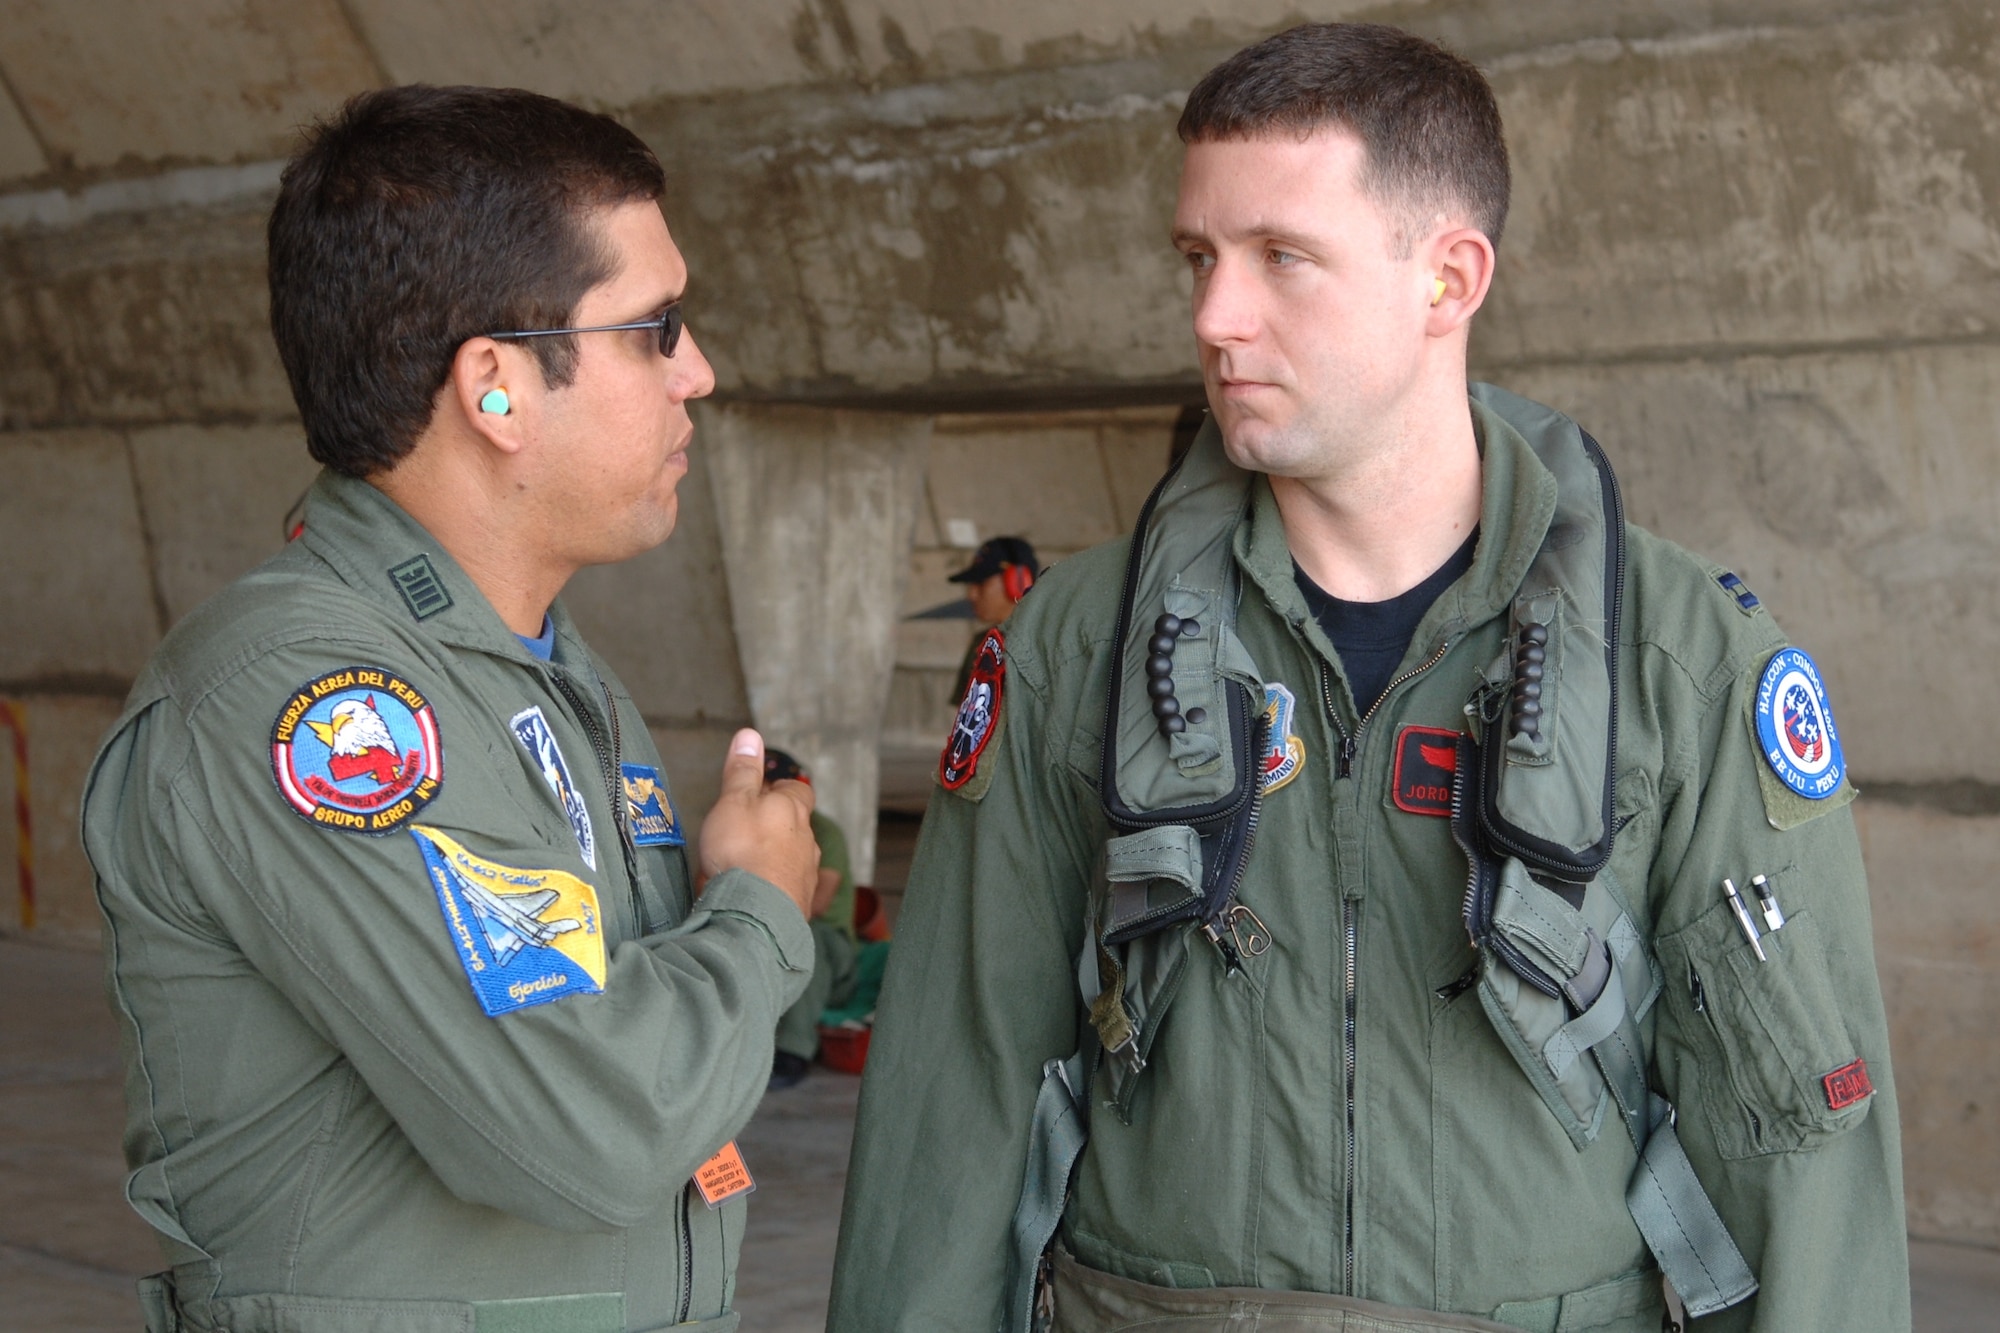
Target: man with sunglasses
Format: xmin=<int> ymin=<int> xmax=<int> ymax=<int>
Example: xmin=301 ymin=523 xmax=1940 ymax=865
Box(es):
xmin=82 ymin=85 xmax=821 ymax=1333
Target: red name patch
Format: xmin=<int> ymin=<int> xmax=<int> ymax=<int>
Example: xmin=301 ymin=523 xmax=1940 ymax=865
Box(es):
xmin=1822 ymin=1058 xmax=1874 ymax=1111
xmin=1393 ymin=725 xmax=1460 ymax=817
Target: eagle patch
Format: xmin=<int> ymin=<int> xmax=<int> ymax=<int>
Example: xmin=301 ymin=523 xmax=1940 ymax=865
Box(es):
xmin=271 ymin=666 xmax=442 ymax=834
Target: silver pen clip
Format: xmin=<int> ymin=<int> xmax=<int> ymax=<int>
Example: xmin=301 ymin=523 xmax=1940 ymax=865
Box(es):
xmin=1722 ymin=878 xmax=1767 ymax=962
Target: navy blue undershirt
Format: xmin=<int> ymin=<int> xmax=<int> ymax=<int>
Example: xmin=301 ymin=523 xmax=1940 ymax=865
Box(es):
xmin=1294 ymin=528 xmax=1479 ymax=716
xmin=517 ymin=616 xmax=556 ymax=661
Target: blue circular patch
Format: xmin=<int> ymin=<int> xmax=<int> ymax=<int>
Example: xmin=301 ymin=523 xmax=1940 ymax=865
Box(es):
xmin=1754 ymin=647 xmax=1844 ymax=800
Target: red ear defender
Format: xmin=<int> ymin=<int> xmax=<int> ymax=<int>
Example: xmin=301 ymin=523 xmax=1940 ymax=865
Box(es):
xmin=1002 ymin=563 xmax=1035 ymax=602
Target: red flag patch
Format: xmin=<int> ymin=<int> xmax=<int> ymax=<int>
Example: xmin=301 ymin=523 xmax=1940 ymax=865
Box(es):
xmin=1822 ymin=1059 xmax=1874 ymax=1111
xmin=1393 ymin=725 xmax=1460 ymax=817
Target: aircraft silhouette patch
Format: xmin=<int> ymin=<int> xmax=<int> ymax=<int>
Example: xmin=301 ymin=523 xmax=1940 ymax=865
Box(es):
xmin=411 ymin=826 xmax=607 ymax=1016
xmin=1392 ymin=725 xmax=1460 ymax=817
xmin=271 ymin=666 xmax=442 ymax=834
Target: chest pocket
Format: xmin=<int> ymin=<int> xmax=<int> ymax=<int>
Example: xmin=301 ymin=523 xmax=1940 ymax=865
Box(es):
xmin=1655 ymin=887 xmax=1873 ymax=1158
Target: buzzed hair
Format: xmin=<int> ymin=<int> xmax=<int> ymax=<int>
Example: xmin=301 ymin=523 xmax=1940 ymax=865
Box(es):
xmin=1178 ymin=23 xmax=1510 ymax=252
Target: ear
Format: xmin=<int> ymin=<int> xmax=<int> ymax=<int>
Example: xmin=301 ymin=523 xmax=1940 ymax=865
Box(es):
xmin=1423 ymin=226 xmax=1497 ymax=336
xmin=449 ymin=337 xmax=530 ymax=456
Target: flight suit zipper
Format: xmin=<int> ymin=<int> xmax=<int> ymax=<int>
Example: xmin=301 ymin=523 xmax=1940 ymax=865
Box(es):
xmin=1314 ymin=638 xmax=1451 ymax=1295
xmin=1316 ymin=641 xmax=1452 ymax=778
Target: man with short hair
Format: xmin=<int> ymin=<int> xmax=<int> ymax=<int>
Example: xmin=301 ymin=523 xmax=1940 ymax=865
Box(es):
xmin=832 ymin=23 xmax=1906 ymax=1332
xmin=948 ymin=536 xmax=1041 ymax=701
xmin=83 ymin=85 xmax=821 ymax=1332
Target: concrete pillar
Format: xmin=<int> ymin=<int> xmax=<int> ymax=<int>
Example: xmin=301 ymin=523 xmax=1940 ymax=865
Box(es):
xmin=699 ymin=402 xmax=930 ymax=883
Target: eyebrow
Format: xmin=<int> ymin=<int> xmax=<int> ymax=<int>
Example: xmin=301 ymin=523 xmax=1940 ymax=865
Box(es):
xmin=1171 ymin=221 xmax=1323 ymax=252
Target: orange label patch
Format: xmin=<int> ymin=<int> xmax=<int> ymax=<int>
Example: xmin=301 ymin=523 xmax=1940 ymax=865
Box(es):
xmin=694 ymin=1139 xmax=756 ymax=1209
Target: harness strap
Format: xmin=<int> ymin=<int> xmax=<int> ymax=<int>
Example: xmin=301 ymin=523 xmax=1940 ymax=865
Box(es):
xmin=1627 ymin=1096 xmax=1760 ymax=1317
xmin=1005 ymin=1053 xmax=1091 ymax=1333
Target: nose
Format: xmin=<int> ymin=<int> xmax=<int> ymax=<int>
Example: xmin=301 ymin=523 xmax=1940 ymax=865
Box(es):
xmin=671 ymin=326 xmax=718 ymax=402
xmin=1190 ymin=254 xmax=1260 ymax=350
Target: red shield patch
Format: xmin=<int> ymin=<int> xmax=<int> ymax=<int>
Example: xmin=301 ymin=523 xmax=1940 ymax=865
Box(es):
xmin=940 ymin=629 xmax=1005 ymax=790
xmin=1392 ymin=725 xmax=1460 ymax=817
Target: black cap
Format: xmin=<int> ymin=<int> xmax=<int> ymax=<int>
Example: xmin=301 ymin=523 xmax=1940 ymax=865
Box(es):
xmin=764 ymin=748 xmax=807 ymax=784
xmin=948 ymin=536 xmax=1040 ymax=584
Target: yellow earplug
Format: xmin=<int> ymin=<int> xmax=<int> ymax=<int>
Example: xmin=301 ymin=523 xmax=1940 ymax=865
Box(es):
xmin=1431 ymin=277 xmax=1447 ymax=306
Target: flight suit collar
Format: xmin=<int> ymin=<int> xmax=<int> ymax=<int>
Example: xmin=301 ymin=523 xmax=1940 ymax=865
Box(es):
xmin=298 ymin=468 xmax=562 ymax=664
xmin=1230 ymin=394 xmax=1561 ymax=662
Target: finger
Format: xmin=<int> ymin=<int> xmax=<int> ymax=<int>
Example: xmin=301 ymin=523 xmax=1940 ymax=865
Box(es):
xmin=767 ymin=777 xmax=816 ymax=817
xmin=717 ymin=728 xmax=766 ymax=799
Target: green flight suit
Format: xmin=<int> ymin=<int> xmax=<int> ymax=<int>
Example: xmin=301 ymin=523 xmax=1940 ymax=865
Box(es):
xmin=82 ymin=470 xmax=813 ymax=1333
xmin=774 ymin=811 xmax=860 ymax=1061
xmin=829 ymin=391 xmax=1907 ymax=1331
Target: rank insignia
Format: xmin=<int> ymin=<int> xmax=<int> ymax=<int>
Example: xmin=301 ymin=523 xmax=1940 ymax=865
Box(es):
xmin=271 ymin=666 xmax=442 ymax=834
xmin=410 ymin=826 xmax=606 ymax=1016
xmin=1754 ymin=647 xmax=1845 ymax=800
xmin=510 ymin=706 xmax=596 ymax=869
xmin=941 ymin=628 xmax=1005 ymax=791
xmin=1392 ymin=725 xmax=1460 ymax=816
xmin=1258 ymin=683 xmax=1306 ymax=794
xmin=621 ymin=763 xmax=684 ymax=847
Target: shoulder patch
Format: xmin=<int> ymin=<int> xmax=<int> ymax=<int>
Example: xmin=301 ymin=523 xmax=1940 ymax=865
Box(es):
xmin=1754 ymin=648 xmax=1846 ymax=800
xmin=510 ymin=706 xmax=597 ymax=869
xmin=940 ymin=628 xmax=1005 ymax=794
xmin=1392 ymin=725 xmax=1459 ymax=816
xmin=411 ymin=826 xmax=606 ymax=1016
xmin=1258 ymin=683 xmax=1306 ymax=794
xmin=621 ymin=763 xmax=685 ymax=847
xmin=271 ymin=666 xmax=442 ymax=834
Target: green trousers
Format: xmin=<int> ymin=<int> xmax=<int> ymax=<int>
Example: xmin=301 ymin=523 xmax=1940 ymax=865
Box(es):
xmin=774 ymin=919 xmax=858 ymax=1060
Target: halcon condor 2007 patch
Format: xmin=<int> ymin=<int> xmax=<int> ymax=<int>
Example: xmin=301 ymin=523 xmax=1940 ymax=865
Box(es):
xmin=271 ymin=666 xmax=442 ymax=834
xmin=1754 ymin=647 xmax=1845 ymax=800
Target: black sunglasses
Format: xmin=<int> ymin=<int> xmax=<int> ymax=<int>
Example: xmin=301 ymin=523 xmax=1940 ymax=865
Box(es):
xmin=488 ymin=301 xmax=683 ymax=358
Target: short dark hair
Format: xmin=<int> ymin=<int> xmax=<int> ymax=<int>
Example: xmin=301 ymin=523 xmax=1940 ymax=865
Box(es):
xmin=268 ymin=85 xmax=667 ymax=476
xmin=1179 ymin=23 xmax=1509 ymax=251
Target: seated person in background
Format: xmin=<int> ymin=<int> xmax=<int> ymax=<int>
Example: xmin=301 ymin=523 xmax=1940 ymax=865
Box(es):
xmin=948 ymin=535 xmax=1040 ymax=700
xmin=766 ymin=748 xmax=860 ymax=1088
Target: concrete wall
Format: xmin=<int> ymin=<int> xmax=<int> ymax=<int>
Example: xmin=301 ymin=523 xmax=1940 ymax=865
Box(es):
xmin=0 ymin=0 xmax=1992 ymax=1245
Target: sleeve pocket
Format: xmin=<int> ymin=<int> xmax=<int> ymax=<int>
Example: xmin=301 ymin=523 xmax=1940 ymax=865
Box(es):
xmin=1657 ymin=900 xmax=1872 ymax=1159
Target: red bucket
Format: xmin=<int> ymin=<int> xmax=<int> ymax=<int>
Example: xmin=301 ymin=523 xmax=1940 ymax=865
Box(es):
xmin=818 ymin=1024 xmax=872 ymax=1074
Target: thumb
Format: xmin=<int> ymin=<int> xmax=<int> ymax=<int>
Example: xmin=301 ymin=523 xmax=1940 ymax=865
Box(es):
xmin=718 ymin=728 xmax=766 ymax=800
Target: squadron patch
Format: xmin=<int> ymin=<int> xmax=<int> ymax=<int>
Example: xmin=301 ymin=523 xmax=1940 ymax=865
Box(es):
xmin=621 ymin=763 xmax=685 ymax=847
xmin=411 ymin=826 xmax=607 ymax=1017
xmin=510 ymin=706 xmax=596 ymax=869
xmin=1258 ymin=683 xmax=1306 ymax=794
xmin=1754 ymin=648 xmax=1845 ymax=800
xmin=1392 ymin=725 xmax=1460 ymax=816
xmin=940 ymin=628 xmax=1005 ymax=791
xmin=271 ymin=667 xmax=442 ymax=834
